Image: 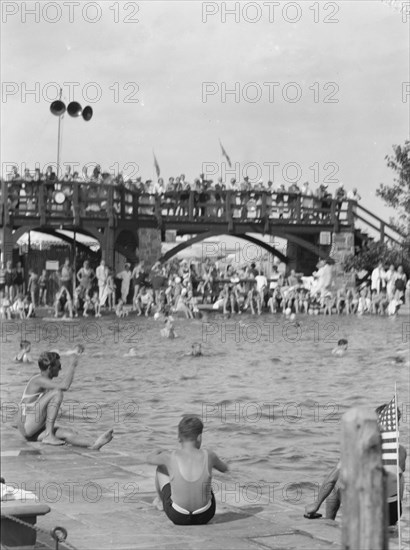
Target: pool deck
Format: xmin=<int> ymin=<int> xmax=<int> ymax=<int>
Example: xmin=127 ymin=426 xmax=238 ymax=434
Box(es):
xmin=1 ymin=423 xmax=406 ymax=550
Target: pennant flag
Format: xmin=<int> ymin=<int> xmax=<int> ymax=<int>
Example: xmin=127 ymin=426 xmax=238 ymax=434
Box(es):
xmin=378 ymin=396 xmax=399 ymax=467
xmin=153 ymin=152 xmax=160 ymax=178
xmin=219 ymin=140 xmax=232 ymax=168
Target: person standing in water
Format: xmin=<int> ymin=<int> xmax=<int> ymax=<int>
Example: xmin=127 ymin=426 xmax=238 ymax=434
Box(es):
xmin=117 ymin=263 xmax=132 ymax=304
xmin=77 ymin=260 xmax=96 ymax=294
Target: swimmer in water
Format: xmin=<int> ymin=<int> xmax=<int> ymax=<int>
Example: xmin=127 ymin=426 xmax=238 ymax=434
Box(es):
xmin=124 ymin=347 xmax=138 ymax=357
xmin=181 ymin=343 xmax=202 ymax=357
xmin=17 ymin=347 xmax=113 ymax=448
xmin=15 ymin=340 xmax=33 ymax=363
xmin=161 ymin=315 xmax=177 ymax=339
xmin=332 ymin=338 xmax=348 ymax=357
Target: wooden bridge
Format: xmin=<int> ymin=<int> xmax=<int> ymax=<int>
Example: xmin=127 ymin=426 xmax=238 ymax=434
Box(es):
xmin=0 ymin=180 xmax=403 ymax=273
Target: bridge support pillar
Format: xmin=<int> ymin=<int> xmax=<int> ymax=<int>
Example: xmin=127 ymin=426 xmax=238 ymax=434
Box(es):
xmin=287 ymin=234 xmax=324 ymax=275
xmin=137 ymin=228 xmax=162 ymax=269
xmin=102 ymin=226 xmax=116 ymax=268
xmin=0 ymin=225 xmax=14 ymax=263
xmin=330 ymin=231 xmax=355 ymax=287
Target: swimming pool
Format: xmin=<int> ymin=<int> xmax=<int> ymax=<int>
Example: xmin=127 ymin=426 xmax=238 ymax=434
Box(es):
xmin=1 ymin=312 xmax=409 ymax=521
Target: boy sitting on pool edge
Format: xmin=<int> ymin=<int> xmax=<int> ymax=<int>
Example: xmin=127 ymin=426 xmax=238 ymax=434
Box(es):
xmin=147 ymin=415 xmax=228 ymax=525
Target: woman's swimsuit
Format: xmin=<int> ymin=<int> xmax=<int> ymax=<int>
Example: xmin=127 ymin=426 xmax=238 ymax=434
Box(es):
xmin=5 ymin=271 xmax=14 ymax=287
xmin=19 ymin=381 xmax=45 ymax=439
xmin=14 ymin=271 xmax=24 ymax=286
xmin=78 ymin=268 xmax=94 ymax=289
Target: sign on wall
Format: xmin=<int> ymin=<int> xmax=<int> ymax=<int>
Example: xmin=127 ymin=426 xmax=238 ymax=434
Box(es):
xmin=45 ymin=260 xmax=59 ymax=271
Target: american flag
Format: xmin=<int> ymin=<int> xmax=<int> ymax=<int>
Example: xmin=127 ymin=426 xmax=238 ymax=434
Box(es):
xmin=378 ymin=396 xmax=399 ymax=467
xmin=219 ymin=140 xmax=232 ymax=168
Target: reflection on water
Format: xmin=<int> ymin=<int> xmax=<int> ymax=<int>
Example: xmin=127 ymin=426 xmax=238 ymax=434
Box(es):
xmin=1 ymin=314 xmax=409 ymax=519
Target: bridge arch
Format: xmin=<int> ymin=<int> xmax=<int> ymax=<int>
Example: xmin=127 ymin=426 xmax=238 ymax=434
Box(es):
xmin=159 ymin=231 xmax=289 ymax=264
xmin=12 ymin=225 xmax=38 ymax=246
xmin=159 ymin=230 xmax=333 ymax=265
xmin=13 ymin=226 xmax=102 ymax=251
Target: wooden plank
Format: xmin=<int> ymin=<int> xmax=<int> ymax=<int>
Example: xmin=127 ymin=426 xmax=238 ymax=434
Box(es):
xmin=341 ymin=407 xmax=387 ymax=550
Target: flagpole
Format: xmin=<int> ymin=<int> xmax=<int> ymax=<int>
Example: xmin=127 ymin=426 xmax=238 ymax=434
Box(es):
xmin=218 ymin=138 xmax=222 ymax=181
xmin=395 ymin=382 xmax=401 ymax=549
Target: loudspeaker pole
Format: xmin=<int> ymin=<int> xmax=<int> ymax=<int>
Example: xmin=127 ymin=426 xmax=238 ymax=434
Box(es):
xmin=56 ymin=87 xmax=64 ymax=177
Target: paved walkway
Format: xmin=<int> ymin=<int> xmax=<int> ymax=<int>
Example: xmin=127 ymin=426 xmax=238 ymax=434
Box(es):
xmin=1 ymin=424 xmax=348 ymax=550
xmin=2 ymin=423 xmax=407 ymax=550
xmin=0 ymin=423 xmax=339 ymax=550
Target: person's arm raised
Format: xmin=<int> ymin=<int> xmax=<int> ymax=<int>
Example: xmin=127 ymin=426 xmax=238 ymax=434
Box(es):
xmin=37 ymin=352 xmax=81 ymax=392
xmin=58 ymin=353 xmax=80 ymax=390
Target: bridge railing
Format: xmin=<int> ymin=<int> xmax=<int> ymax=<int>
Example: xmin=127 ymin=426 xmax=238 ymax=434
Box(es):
xmin=0 ymin=179 xmax=368 ymax=231
xmin=143 ymin=189 xmax=354 ymax=227
xmin=353 ymin=203 xmax=403 ymax=246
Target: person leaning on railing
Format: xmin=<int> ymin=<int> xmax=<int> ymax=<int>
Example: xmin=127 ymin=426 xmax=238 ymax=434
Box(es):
xmin=315 ymin=184 xmax=332 ymax=221
xmin=44 ymin=166 xmax=57 ymax=212
xmin=334 ymin=184 xmax=346 ymax=216
xmin=287 ymin=183 xmax=301 ymax=219
xmin=8 ymin=181 xmax=21 ymax=211
xmin=346 ymin=187 xmax=361 ymax=216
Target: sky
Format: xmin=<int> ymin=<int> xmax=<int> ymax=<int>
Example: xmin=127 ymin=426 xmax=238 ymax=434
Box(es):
xmin=1 ymin=0 xmax=409 ymax=224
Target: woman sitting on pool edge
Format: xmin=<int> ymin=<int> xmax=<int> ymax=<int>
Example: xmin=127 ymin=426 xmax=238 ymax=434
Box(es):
xmin=17 ymin=347 xmax=113 ymax=449
xmin=147 ymin=415 xmax=228 ymax=525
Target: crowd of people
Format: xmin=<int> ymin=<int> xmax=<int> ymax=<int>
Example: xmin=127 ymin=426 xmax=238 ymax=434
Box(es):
xmin=4 ymin=164 xmax=362 ymax=222
xmin=0 ymin=255 xmax=408 ymax=320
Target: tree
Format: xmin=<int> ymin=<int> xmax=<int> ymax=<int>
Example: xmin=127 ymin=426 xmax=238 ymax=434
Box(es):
xmin=343 ymin=241 xmax=410 ymax=276
xmin=376 ymin=140 xmax=410 ymax=237
xmin=343 ymin=141 xmax=410 ymax=277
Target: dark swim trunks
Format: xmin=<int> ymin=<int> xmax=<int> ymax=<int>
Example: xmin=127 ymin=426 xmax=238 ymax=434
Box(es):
xmin=389 ymin=500 xmax=402 ymax=526
xmin=161 ymin=483 xmax=216 ymax=525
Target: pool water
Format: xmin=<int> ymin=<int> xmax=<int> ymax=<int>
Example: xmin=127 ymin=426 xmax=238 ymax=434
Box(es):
xmin=1 ymin=312 xmax=409 ymax=520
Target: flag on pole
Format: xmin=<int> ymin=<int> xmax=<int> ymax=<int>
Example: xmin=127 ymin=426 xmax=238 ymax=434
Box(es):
xmin=219 ymin=140 xmax=232 ymax=168
xmin=153 ymin=152 xmax=160 ymax=178
xmin=377 ymin=396 xmax=399 ymax=467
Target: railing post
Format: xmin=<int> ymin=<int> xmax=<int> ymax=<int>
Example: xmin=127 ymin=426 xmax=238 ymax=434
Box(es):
xmin=188 ymin=191 xmax=194 ymax=221
xmin=260 ymin=191 xmax=266 ymax=219
xmin=132 ymin=192 xmax=139 ymax=219
xmin=120 ymin=187 xmax=125 ymax=219
xmin=330 ymin=199 xmax=337 ymax=230
xmin=295 ymin=195 xmax=301 ymax=222
xmin=107 ymin=185 xmax=114 ymax=227
xmin=341 ymin=407 xmax=387 ymax=550
xmin=347 ymin=200 xmax=354 ymax=226
xmin=72 ymin=181 xmax=80 ymax=225
xmin=39 ymin=182 xmax=46 ymax=225
xmin=380 ymin=222 xmax=385 ymax=243
xmin=155 ymin=194 xmax=162 ymax=228
xmin=2 ymin=180 xmax=9 ymax=226
xmin=226 ymin=191 xmax=233 ymax=231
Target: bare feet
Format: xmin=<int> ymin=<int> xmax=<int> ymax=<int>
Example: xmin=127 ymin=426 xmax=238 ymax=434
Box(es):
xmin=42 ymin=434 xmax=65 ymax=446
xmin=153 ymin=496 xmax=163 ymax=511
xmin=90 ymin=429 xmax=114 ymax=450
